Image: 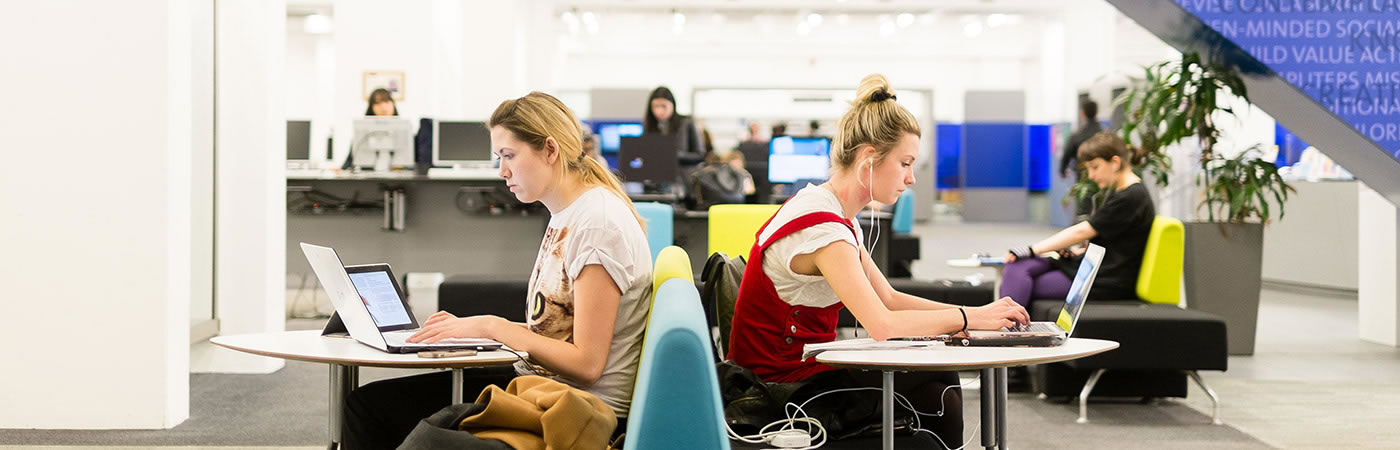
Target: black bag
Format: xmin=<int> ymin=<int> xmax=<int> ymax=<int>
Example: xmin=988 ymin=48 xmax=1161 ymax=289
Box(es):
xmin=690 ymin=163 xmax=748 ymax=208
xmin=716 ymin=361 xmax=915 ymax=442
xmin=397 ymin=403 xmax=512 ymax=450
xmin=700 ymin=252 xmax=746 ymax=360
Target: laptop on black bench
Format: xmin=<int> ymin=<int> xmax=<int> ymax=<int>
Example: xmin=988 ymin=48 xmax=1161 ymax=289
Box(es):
xmin=948 ymin=243 xmax=1105 ymax=347
xmin=301 ymin=242 xmax=504 ymax=353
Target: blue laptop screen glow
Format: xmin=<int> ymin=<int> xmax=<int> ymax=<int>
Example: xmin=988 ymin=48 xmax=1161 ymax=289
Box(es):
xmin=769 ymin=136 xmax=831 ymax=183
xmin=598 ymin=123 xmax=643 ymax=153
xmin=347 ymin=271 xmax=413 ymax=328
xmin=1059 ymin=255 xmax=1097 ymax=332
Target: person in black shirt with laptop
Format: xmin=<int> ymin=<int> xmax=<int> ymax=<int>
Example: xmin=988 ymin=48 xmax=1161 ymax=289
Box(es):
xmin=1000 ymin=132 xmax=1155 ymax=306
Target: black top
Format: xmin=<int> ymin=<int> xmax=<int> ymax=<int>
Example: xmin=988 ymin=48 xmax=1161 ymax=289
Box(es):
xmin=1059 ymin=121 xmax=1104 ymax=176
xmin=647 ymin=116 xmax=704 ymax=165
xmin=1085 ymin=182 xmax=1155 ymax=301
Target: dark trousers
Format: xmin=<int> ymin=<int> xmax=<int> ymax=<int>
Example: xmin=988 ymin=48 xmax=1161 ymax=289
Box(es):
xmin=343 ymin=368 xmax=517 ymax=450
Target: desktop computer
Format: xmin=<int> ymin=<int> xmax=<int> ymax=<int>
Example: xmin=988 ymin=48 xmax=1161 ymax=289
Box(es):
xmin=286 ymin=119 xmax=312 ymax=170
xmin=351 ymin=117 xmax=414 ymax=171
xmin=618 ymin=134 xmax=680 ymax=184
xmin=596 ymin=121 xmax=643 ymax=154
xmin=433 ymin=120 xmax=494 ymax=168
xmin=768 ymin=136 xmax=831 ymax=184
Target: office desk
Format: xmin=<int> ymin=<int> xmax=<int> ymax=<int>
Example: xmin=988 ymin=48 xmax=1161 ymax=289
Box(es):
xmin=211 ymin=330 xmax=525 ymax=449
xmin=817 ymin=338 xmax=1118 ymax=450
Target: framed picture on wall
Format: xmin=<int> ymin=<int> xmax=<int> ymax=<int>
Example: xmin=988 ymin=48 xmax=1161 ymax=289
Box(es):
xmin=362 ymin=71 xmax=406 ymax=102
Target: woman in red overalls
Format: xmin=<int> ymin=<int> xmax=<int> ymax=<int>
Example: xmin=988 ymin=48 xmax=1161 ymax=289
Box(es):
xmin=727 ymin=74 xmax=1030 ymax=445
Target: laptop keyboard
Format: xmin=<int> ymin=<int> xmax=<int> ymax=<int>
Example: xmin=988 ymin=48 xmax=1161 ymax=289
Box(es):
xmin=383 ymin=331 xmax=492 ymax=347
xmin=1005 ymin=322 xmax=1058 ymax=333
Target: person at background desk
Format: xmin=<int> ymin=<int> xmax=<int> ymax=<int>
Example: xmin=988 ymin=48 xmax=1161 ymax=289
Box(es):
xmin=342 ymin=88 xmax=401 ymax=169
xmin=643 ymin=86 xmax=703 ymax=164
xmin=1059 ymin=100 xmax=1103 ymax=217
xmin=727 ymin=74 xmax=1029 ymax=445
xmin=1001 ymin=132 xmax=1154 ymax=307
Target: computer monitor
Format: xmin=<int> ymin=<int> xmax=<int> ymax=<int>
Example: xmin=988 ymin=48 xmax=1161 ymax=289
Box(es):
xmin=286 ymin=119 xmax=312 ymax=167
xmin=596 ymin=122 xmax=643 ymax=153
xmin=351 ymin=117 xmax=414 ymax=170
xmin=768 ymin=136 xmax=831 ymax=183
xmin=618 ymin=135 xmax=679 ymax=183
xmin=432 ymin=120 xmax=493 ymax=167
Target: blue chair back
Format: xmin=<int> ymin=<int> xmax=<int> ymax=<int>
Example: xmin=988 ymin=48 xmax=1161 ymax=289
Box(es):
xmin=624 ymin=277 xmax=729 ymax=450
xmin=635 ymin=202 xmax=674 ymax=263
xmin=892 ymin=189 xmax=915 ymax=234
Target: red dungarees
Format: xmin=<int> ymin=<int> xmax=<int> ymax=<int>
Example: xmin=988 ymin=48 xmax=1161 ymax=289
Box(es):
xmin=726 ymin=208 xmax=859 ymax=383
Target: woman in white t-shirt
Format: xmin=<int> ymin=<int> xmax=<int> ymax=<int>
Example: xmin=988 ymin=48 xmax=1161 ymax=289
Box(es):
xmin=726 ymin=74 xmax=1029 ymax=445
xmin=344 ymin=92 xmax=653 ymax=449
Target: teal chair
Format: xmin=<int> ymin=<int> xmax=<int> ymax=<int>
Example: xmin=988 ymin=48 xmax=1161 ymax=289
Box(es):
xmin=625 ymin=247 xmax=729 ymax=450
xmin=635 ymin=202 xmax=674 ymax=263
xmin=892 ymin=189 xmax=915 ymax=234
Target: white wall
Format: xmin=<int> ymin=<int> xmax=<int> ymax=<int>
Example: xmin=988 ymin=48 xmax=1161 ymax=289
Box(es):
xmin=1359 ymin=184 xmax=1399 ymax=346
xmin=194 ymin=0 xmax=288 ymax=374
xmin=0 ymin=0 xmax=192 ymax=428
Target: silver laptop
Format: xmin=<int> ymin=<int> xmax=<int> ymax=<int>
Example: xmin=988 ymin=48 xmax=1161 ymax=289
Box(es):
xmin=952 ymin=243 xmax=1105 ymax=347
xmin=301 ymin=242 xmax=504 ymax=353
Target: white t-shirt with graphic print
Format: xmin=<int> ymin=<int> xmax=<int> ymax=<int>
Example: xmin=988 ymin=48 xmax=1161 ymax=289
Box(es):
xmin=519 ymin=186 xmax=652 ymax=416
xmin=757 ymin=184 xmax=865 ymax=309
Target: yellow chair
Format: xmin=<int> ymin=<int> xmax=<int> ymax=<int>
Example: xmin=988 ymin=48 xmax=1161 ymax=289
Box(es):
xmin=707 ymin=204 xmax=781 ymax=259
xmin=652 ymin=245 xmax=693 ymax=293
xmin=1136 ymin=216 xmax=1185 ymax=305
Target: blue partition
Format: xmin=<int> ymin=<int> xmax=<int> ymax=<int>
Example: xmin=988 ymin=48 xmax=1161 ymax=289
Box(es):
xmin=936 ymin=123 xmax=963 ymax=190
xmin=961 ymin=123 xmax=1027 ymax=188
xmin=1028 ymin=124 xmax=1052 ymax=192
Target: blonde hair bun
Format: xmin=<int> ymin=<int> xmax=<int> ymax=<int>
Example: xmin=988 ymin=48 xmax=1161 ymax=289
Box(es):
xmin=855 ymin=74 xmax=898 ymax=105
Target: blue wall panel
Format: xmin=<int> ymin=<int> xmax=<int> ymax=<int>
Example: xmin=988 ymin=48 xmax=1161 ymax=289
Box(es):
xmin=1028 ymin=124 xmax=1051 ymax=192
xmin=936 ymin=123 xmax=962 ymax=190
xmin=961 ymin=123 xmax=1027 ymax=189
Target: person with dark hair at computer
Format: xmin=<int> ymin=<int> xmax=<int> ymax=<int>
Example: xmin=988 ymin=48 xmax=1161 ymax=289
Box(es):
xmin=771 ymin=123 xmax=788 ymax=138
xmin=343 ymin=88 xmax=403 ymax=169
xmin=643 ymin=86 xmax=702 ymax=160
xmin=1060 ymin=101 xmax=1103 ymax=215
xmin=342 ymin=91 xmax=653 ymax=449
xmin=1000 ymin=132 xmax=1154 ymax=307
xmin=366 ymin=88 xmax=399 ymax=116
xmin=808 ymin=119 xmax=823 ymax=138
xmin=727 ymin=74 xmax=1029 ymax=445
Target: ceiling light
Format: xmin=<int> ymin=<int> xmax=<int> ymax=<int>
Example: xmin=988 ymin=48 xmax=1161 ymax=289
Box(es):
xmin=896 ymin=13 xmax=915 ymax=28
xmin=964 ymin=21 xmax=983 ymax=37
xmin=560 ymin=10 xmax=579 ymax=34
xmin=807 ymin=12 xmax=823 ymax=27
xmin=581 ymin=11 xmax=598 ymax=34
xmin=303 ymin=13 xmax=333 ymax=34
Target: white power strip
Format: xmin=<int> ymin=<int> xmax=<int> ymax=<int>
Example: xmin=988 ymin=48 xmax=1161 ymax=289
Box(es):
xmin=769 ymin=429 xmax=813 ymax=448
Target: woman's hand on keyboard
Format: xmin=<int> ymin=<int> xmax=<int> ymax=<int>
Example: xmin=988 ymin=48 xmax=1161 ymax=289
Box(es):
xmin=966 ymin=297 xmax=1031 ymax=330
xmin=409 ymin=311 xmax=503 ymax=344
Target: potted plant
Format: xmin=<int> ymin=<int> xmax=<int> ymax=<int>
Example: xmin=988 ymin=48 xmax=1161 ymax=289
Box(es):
xmin=1112 ymin=52 xmax=1294 ymax=355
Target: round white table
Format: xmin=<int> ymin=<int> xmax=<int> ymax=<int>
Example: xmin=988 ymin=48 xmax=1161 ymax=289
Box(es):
xmin=211 ymin=330 xmax=526 ymax=450
xmin=817 ymin=337 xmax=1118 ymax=450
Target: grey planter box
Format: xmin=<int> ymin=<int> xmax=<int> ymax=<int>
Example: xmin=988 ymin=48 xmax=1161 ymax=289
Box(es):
xmin=1183 ymin=222 xmax=1264 ymax=355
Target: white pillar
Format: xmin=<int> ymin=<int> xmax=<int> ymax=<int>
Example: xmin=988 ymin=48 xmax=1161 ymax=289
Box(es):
xmin=1359 ymin=184 xmax=1399 ymax=346
xmin=193 ymin=0 xmax=288 ymax=373
xmin=0 ymin=0 xmax=192 ymax=428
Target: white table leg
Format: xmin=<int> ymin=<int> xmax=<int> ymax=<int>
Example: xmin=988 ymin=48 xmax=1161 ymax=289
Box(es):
xmin=452 ymin=368 xmax=465 ymax=404
xmin=882 ymin=370 xmax=894 ymax=450
xmin=981 ymin=368 xmax=996 ymax=450
xmin=996 ymin=367 xmax=1008 ymax=450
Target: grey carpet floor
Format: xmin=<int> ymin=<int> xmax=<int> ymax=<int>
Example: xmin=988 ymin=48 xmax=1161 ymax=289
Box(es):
xmin=0 ymin=359 xmax=1269 ymax=449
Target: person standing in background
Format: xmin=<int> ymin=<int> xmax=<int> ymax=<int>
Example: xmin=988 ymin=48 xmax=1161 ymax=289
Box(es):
xmin=1059 ymin=101 xmax=1103 ymax=216
xmin=643 ymin=86 xmax=703 ymax=161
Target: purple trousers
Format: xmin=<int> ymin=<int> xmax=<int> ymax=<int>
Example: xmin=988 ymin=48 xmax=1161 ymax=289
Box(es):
xmin=999 ymin=257 xmax=1072 ymax=307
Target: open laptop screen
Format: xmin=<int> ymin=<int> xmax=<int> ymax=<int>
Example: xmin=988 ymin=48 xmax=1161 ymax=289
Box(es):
xmin=346 ymin=268 xmax=414 ymax=329
xmin=1057 ymin=244 xmax=1104 ymax=334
